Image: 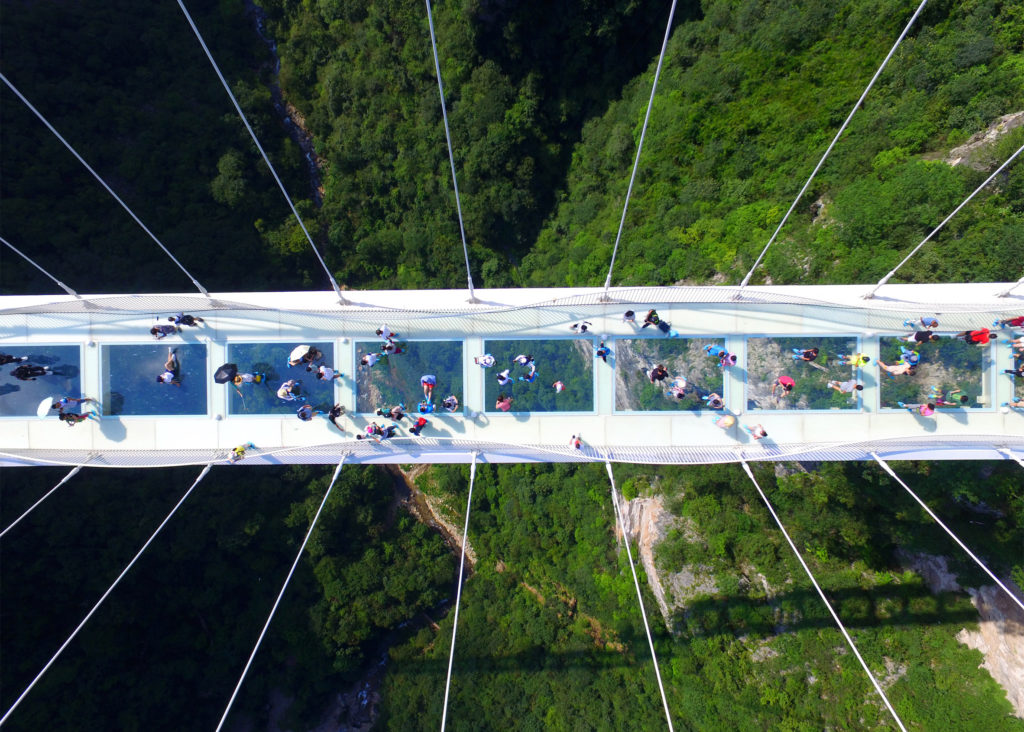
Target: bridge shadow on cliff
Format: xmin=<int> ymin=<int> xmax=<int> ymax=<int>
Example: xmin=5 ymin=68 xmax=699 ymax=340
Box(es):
xmin=390 ymin=580 xmax=1000 ymax=676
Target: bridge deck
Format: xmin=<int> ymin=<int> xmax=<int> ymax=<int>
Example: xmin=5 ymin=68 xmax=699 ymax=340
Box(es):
xmin=1 ymin=284 xmax=1021 ymax=466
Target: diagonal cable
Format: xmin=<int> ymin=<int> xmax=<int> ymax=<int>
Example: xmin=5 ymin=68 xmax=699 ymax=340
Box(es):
xmin=0 ymin=464 xmax=212 ymax=726
xmin=1001 ymin=449 xmax=1024 ymax=470
xmin=0 ymin=236 xmax=80 ymax=298
xmin=0 ymin=73 xmax=210 ymax=297
xmin=424 ymin=0 xmax=476 ymax=301
xmin=605 ymin=460 xmax=674 ymax=731
xmin=872 ymin=454 xmax=1024 ymax=613
xmin=737 ymin=0 xmax=929 ymax=295
xmin=215 ymin=459 xmax=345 ymax=732
xmin=740 ymin=461 xmax=908 ymax=732
xmin=865 ymin=142 xmax=1024 ymax=298
xmin=0 ymin=466 xmax=82 ymax=539
xmin=440 ymin=453 xmax=477 ymax=732
xmin=996 ymin=274 xmax=1024 ymax=298
xmin=175 ymin=0 xmax=347 ymax=304
xmin=604 ymin=0 xmax=679 ymax=298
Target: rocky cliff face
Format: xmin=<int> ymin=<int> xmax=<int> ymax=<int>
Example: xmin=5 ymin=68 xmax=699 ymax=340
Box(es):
xmin=943 ymin=110 xmax=1024 ymax=170
xmin=956 ymin=583 xmax=1024 ymax=718
xmin=615 ymin=493 xmax=717 ymax=630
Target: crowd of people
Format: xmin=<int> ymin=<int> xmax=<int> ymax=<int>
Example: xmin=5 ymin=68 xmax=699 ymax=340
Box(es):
xmin=9 ymin=309 xmax=1023 ymax=449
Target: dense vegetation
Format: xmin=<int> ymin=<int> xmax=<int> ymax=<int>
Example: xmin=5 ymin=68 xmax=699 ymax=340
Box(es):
xmin=0 ymin=465 xmax=453 ymax=730
xmin=381 ymin=461 xmax=1023 ymax=730
xmin=2 ymin=0 xmax=1023 ymax=730
xmin=522 ymin=0 xmax=1024 ymax=288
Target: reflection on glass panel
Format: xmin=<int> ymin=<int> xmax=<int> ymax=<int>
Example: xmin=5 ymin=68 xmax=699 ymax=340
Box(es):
xmin=0 ymin=345 xmax=83 ymax=417
xmin=102 ymin=344 xmax=208 ymax=416
xmin=615 ymin=338 xmax=725 ymax=412
xmin=226 ymin=342 xmax=337 ymax=415
xmin=355 ymin=340 xmax=463 ymax=413
xmin=483 ymin=339 xmax=592 ymax=413
xmin=746 ymin=337 xmax=860 ymax=411
xmin=878 ymin=336 xmax=984 ymax=409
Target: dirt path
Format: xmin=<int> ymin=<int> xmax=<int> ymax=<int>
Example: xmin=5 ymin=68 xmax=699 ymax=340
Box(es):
xmin=384 ymin=464 xmax=476 ymax=566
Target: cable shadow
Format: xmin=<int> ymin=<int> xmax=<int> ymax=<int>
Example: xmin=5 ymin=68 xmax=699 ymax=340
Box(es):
xmin=384 ymin=582 xmax=1001 ymax=679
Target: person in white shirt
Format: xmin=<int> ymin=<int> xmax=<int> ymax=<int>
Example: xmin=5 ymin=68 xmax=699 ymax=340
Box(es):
xmin=316 ymin=364 xmax=341 ymax=380
xmin=826 ymin=379 xmax=862 ymax=394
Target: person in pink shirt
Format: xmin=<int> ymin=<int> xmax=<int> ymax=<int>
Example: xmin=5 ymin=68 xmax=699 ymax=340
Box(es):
xmin=897 ymin=401 xmax=935 ymax=416
xmin=495 ymin=393 xmax=513 ymax=412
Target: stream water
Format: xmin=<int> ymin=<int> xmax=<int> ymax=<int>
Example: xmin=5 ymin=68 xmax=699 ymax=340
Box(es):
xmin=244 ymin=0 xmax=324 ymax=206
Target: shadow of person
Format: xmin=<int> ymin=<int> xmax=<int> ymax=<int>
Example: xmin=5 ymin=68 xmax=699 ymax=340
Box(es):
xmin=470 ymin=412 xmax=490 ymax=428
xmin=942 ymin=408 xmax=970 ymax=425
xmin=50 ymin=364 xmax=79 ymax=378
xmin=911 ymin=413 xmax=940 ymax=432
xmin=27 ymin=354 xmax=60 ymax=366
xmin=99 ymin=415 xmax=127 ymax=442
xmin=437 ymin=415 xmax=467 ymax=435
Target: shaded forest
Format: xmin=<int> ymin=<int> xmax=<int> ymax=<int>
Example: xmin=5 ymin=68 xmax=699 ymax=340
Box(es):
xmin=2 ymin=0 xmax=1024 ymax=730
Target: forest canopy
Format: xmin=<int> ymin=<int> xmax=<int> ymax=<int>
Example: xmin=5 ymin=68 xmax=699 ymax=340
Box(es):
xmin=2 ymin=0 xmax=1023 ymax=730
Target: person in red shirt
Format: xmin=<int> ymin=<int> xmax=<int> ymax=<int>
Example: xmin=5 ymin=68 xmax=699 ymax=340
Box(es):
xmin=954 ymin=327 xmax=992 ymax=344
xmin=410 ymin=416 xmax=429 ymax=436
xmin=771 ymin=375 xmax=795 ymax=399
xmin=495 ymin=393 xmax=513 ymax=412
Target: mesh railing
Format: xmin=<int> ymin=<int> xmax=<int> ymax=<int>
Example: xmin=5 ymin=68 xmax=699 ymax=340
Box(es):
xmin=2 ymin=434 xmax=1020 ymax=469
xmin=3 ymin=284 xmax=1018 ymax=318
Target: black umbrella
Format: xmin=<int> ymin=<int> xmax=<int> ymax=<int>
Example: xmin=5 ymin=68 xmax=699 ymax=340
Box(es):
xmin=214 ymin=363 xmax=238 ymax=384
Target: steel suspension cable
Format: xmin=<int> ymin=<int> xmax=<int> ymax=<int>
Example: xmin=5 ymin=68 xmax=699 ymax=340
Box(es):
xmin=1000 ymin=448 xmax=1024 ymax=470
xmin=603 ymin=0 xmax=679 ymax=299
xmin=605 ymin=460 xmax=674 ymax=731
xmin=0 ymin=236 xmax=79 ymax=299
xmin=0 ymin=73 xmax=210 ymax=297
xmin=0 ymin=466 xmax=82 ymax=540
xmin=996 ymin=274 xmax=1024 ymax=298
xmin=872 ymin=454 xmax=1024 ymax=613
xmin=740 ymin=461 xmax=908 ymax=732
xmin=737 ymin=0 xmax=929 ymax=296
xmin=440 ymin=453 xmax=477 ymax=732
xmin=424 ymin=0 xmax=476 ymax=302
xmin=216 ymin=459 xmax=345 ymax=732
xmin=866 ymin=142 xmax=1024 ymax=299
xmin=0 ymin=464 xmax=212 ymax=727
xmin=175 ymin=1 xmax=347 ymax=305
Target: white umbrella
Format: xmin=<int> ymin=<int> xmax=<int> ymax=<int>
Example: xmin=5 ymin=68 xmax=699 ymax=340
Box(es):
xmin=37 ymin=397 xmax=56 ymax=417
xmin=289 ymin=345 xmax=311 ymax=365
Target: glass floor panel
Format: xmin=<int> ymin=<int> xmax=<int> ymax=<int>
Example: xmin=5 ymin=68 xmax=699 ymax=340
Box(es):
xmin=102 ymin=344 xmax=208 ymax=416
xmin=355 ymin=340 xmax=463 ymax=413
xmin=878 ymin=336 xmax=985 ymax=409
xmin=483 ymin=339 xmax=592 ymax=413
xmin=0 ymin=345 xmax=82 ymax=417
xmin=615 ymin=337 xmax=725 ymax=412
xmin=747 ymin=337 xmax=860 ymax=411
xmin=226 ymin=342 xmax=337 ymax=414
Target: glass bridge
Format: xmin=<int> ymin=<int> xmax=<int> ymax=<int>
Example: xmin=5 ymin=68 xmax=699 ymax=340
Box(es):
xmin=1 ymin=283 xmax=1021 ymax=467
